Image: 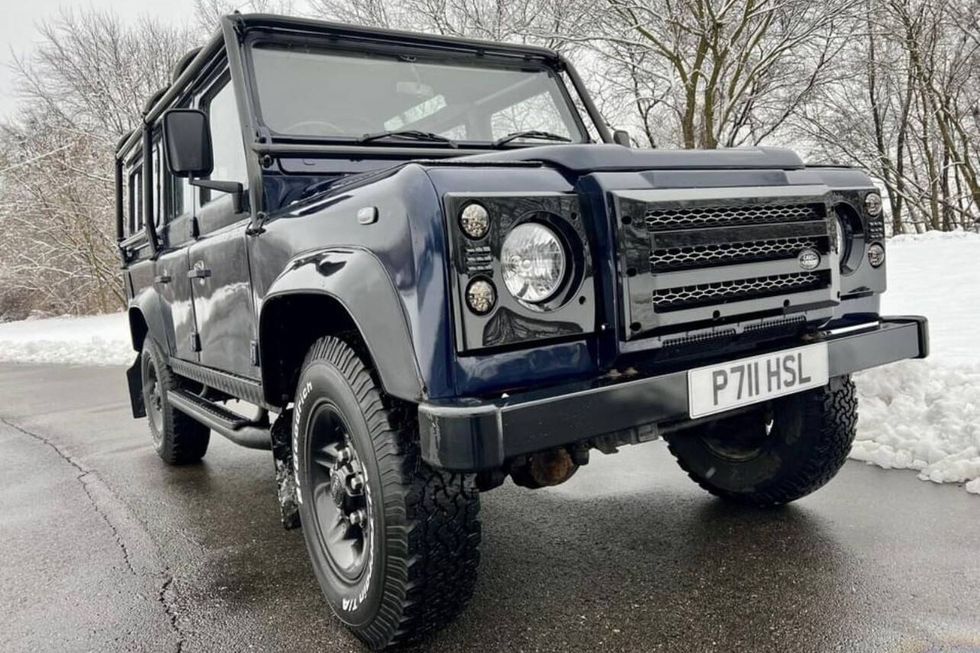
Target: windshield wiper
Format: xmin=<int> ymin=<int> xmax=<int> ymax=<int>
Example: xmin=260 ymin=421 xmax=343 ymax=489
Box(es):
xmin=358 ymin=129 xmax=457 ymax=147
xmin=492 ymin=130 xmax=572 ymax=147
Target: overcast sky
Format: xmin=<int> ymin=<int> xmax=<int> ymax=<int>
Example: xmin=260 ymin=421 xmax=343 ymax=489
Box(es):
xmin=0 ymin=0 xmax=198 ymax=119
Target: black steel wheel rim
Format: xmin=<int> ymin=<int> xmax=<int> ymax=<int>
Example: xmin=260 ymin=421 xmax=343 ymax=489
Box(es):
xmin=308 ymin=402 xmax=372 ymax=583
xmin=701 ymin=408 xmax=774 ymax=462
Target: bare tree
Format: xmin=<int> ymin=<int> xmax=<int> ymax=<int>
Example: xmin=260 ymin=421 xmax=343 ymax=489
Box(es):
xmin=0 ymin=10 xmax=194 ymax=318
xmin=796 ymin=0 xmax=979 ymax=234
xmin=563 ymin=0 xmax=859 ymax=149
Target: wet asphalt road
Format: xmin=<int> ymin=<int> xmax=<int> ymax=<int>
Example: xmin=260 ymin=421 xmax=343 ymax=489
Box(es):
xmin=1 ymin=362 xmax=978 ymax=653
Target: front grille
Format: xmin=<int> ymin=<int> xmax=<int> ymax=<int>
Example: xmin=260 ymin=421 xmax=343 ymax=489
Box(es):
xmin=653 ymin=271 xmax=829 ymax=311
xmin=651 ymin=236 xmax=821 ymax=272
xmin=645 ymin=204 xmax=819 ymax=230
xmin=614 ymin=187 xmax=839 ymax=341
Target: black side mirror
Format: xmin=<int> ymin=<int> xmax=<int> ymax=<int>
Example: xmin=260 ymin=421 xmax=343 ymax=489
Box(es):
xmin=612 ymin=129 xmax=632 ymax=147
xmin=162 ymin=109 xmax=213 ymax=178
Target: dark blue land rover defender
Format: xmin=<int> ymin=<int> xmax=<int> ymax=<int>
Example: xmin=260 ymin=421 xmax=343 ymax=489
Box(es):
xmin=114 ymin=13 xmax=928 ymax=649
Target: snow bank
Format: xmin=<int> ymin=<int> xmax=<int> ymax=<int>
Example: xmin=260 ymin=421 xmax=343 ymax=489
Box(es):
xmin=850 ymin=230 xmax=980 ymax=493
xmin=853 ymin=361 xmax=980 ymax=493
xmin=877 ymin=230 xmax=980 ymax=364
xmin=0 ymin=312 xmax=132 ymax=366
xmin=889 ymin=228 xmax=980 ymax=244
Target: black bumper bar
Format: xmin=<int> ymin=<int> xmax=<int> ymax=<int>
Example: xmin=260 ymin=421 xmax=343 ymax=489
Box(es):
xmin=418 ymin=316 xmax=928 ymax=471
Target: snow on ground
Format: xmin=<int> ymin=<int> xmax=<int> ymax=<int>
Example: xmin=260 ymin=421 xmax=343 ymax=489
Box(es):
xmin=0 ymin=312 xmax=132 ymax=366
xmin=851 ymin=230 xmax=980 ymax=494
xmin=0 ymin=231 xmax=977 ymax=492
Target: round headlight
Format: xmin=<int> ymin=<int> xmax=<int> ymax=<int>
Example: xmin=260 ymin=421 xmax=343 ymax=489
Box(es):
xmin=501 ymin=223 xmax=567 ymax=304
xmin=865 ymin=192 xmax=882 ymax=217
xmin=465 ymin=278 xmax=496 ymax=314
xmin=459 ymin=203 xmax=490 ymax=240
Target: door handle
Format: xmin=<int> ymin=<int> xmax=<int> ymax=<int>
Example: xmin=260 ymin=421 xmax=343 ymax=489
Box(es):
xmin=154 ymin=273 xmax=172 ymax=284
xmin=187 ymin=267 xmax=211 ymax=280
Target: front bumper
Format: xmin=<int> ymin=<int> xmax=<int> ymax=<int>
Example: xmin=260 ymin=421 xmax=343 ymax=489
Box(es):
xmin=418 ymin=316 xmax=928 ymax=471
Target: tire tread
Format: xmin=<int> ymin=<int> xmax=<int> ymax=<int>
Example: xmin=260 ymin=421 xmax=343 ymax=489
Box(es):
xmin=668 ymin=376 xmax=858 ymax=507
xmin=143 ymin=340 xmax=209 ymax=465
xmin=300 ymin=336 xmax=480 ymax=650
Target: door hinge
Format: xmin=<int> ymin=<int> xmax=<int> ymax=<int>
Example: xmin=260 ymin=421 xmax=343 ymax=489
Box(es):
xmin=190 ymin=333 xmax=201 ymax=352
xmin=250 ymin=340 xmax=260 ymax=366
xmin=189 ymin=216 xmax=200 ymax=239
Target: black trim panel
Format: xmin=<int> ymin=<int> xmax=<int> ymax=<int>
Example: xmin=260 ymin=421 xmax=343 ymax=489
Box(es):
xmin=170 ymin=357 xmax=266 ymax=406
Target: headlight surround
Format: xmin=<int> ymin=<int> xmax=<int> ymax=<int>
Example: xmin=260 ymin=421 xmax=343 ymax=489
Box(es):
xmin=501 ymin=223 xmax=567 ymax=304
xmin=833 ymin=202 xmax=866 ymax=274
xmin=833 ymin=213 xmax=849 ymax=260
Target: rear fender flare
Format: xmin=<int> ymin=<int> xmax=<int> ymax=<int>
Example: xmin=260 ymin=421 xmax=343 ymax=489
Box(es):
xmin=128 ymin=290 xmax=169 ymax=354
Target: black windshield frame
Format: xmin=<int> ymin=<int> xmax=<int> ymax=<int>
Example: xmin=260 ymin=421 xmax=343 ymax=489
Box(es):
xmin=242 ymin=31 xmax=597 ymax=149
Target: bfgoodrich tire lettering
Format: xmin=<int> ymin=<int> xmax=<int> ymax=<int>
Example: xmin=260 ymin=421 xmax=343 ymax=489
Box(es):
xmin=667 ymin=375 xmax=858 ymax=506
xmin=293 ymin=336 xmax=481 ymax=649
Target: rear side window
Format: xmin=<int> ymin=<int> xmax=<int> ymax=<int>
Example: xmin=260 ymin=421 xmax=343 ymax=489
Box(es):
xmin=128 ymin=166 xmax=143 ymax=235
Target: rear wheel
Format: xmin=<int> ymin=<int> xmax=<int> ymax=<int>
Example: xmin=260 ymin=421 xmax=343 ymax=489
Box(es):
xmin=666 ymin=376 xmax=857 ymax=506
xmin=140 ymin=339 xmax=210 ymax=464
xmin=294 ymin=336 xmax=481 ymax=649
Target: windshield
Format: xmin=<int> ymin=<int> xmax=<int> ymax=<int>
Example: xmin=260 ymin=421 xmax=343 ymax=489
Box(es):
xmin=248 ymin=44 xmax=590 ymax=145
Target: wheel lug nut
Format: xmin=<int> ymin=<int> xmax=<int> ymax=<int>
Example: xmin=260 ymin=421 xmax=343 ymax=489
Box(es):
xmin=336 ymin=447 xmax=352 ymax=463
xmin=348 ymin=474 xmax=364 ymax=492
xmin=348 ymin=509 xmax=367 ymax=527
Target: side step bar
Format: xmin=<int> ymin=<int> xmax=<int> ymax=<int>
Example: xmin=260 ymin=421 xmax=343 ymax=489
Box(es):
xmin=168 ymin=389 xmax=272 ymax=450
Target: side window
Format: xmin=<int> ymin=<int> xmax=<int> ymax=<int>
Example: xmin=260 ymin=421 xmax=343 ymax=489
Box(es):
xmin=202 ymin=79 xmax=248 ymax=204
xmin=153 ymin=143 xmax=163 ymax=226
xmin=159 ymin=138 xmax=187 ymax=221
xmin=165 ymin=171 xmax=186 ymax=220
xmin=128 ymin=166 xmax=143 ymax=235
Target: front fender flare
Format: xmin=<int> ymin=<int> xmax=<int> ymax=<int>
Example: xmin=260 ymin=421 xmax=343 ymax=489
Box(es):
xmin=259 ymin=247 xmax=426 ymax=402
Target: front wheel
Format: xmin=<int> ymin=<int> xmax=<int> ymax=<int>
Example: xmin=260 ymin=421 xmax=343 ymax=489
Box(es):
xmin=666 ymin=375 xmax=858 ymax=507
xmin=293 ymin=337 xmax=481 ymax=649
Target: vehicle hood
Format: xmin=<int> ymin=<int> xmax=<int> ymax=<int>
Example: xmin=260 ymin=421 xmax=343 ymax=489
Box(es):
xmin=452 ymin=144 xmax=805 ymax=173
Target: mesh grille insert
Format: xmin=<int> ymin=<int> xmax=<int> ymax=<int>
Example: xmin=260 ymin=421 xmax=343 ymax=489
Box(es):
xmin=650 ymin=237 xmax=820 ymax=271
xmin=646 ymin=204 xmax=820 ymax=231
xmin=653 ymin=272 xmax=828 ymax=311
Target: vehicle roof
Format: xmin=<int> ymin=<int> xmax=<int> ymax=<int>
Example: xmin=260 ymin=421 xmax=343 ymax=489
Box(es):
xmin=237 ymin=13 xmax=562 ymax=61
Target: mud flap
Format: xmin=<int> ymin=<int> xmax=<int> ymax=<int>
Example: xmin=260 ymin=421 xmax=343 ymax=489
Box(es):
xmin=126 ymin=354 xmax=146 ymax=418
xmin=271 ymin=409 xmax=300 ymax=529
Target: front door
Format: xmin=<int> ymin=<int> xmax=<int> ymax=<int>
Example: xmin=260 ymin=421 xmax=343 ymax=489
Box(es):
xmin=187 ymin=74 xmax=256 ymax=379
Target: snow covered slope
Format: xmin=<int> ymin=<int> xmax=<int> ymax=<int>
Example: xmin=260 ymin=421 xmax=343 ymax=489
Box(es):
xmin=850 ymin=231 xmax=980 ymax=494
xmin=0 ymin=312 xmax=132 ymax=366
xmin=0 ymin=231 xmax=977 ymax=492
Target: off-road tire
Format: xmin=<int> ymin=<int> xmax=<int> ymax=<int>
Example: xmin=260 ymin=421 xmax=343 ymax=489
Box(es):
xmin=666 ymin=375 xmax=857 ymax=507
xmin=293 ymin=336 xmax=481 ymax=650
xmin=140 ymin=339 xmax=210 ymax=464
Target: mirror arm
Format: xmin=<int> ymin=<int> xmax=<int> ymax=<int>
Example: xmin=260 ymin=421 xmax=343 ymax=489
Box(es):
xmin=189 ymin=179 xmax=244 ymax=214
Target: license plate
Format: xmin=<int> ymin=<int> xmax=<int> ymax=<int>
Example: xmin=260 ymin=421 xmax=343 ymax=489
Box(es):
xmin=687 ymin=343 xmax=829 ymax=419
